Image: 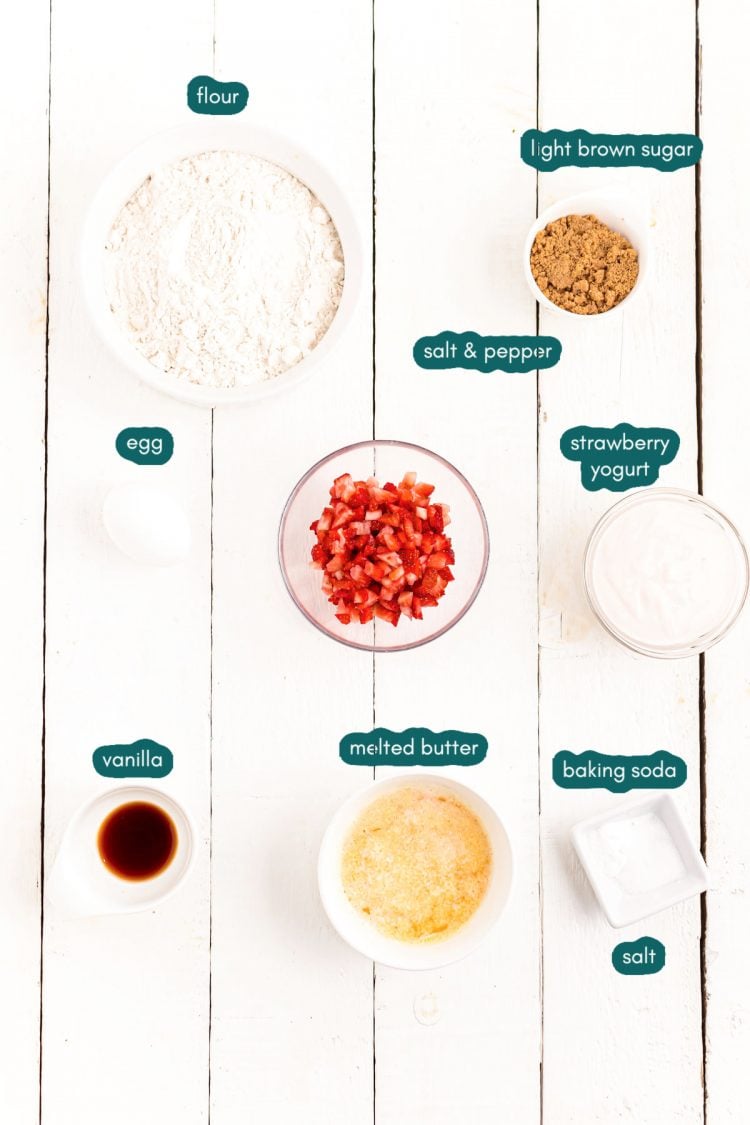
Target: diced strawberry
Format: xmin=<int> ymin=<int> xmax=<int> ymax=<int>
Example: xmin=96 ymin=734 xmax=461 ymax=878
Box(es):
xmin=332 ymin=473 xmax=355 ymax=500
xmin=369 ymin=487 xmax=395 ymax=506
xmin=316 ymin=507 xmax=334 ymax=532
xmin=326 ymin=553 xmax=347 ymax=573
xmin=417 ymin=569 xmax=442 ymax=596
xmin=427 ymin=552 xmax=449 ymax=569
xmin=376 ymin=551 xmax=402 ymax=569
xmin=310 ymin=470 xmax=455 ymax=629
xmin=374 ymin=604 xmax=399 ymax=626
xmin=350 ymin=487 xmax=370 ymax=508
xmin=331 ymin=502 xmax=354 ymax=529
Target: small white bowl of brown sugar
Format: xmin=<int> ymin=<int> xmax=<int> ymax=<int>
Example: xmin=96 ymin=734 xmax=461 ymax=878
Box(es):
xmin=318 ymin=774 xmax=513 ymax=970
xmin=523 ymin=189 xmax=650 ymax=320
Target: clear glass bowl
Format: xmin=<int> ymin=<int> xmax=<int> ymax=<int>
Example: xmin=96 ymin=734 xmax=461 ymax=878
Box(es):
xmin=584 ymin=488 xmax=749 ymax=658
xmin=278 ymin=440 xmax=490 ymax=652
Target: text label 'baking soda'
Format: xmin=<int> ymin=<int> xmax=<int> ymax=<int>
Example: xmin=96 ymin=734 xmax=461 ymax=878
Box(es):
xmin=560 ymin=423 xmax=679 ymax=491
xmin=413 ymin=331 xmax=561 ymax=374
xmin=553 ymin=750 xmax=686 ymax=794
xmin=612 ymin=937 xmax=666 ymax=975
xmin=521 ymin=129 xmax=702 ymax=172
xmin=340 ymin=728 xmax=487 ymax=767
xmin=187 ymin=75 xmax=249 ymax=116
xmin=116 ymin=427 xmax=174 ymax=466
xmin=93 ymin=738 xmax=174 ymax=779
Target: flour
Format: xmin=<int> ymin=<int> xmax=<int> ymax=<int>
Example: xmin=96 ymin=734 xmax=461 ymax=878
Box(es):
xmin=104 ymin=150 xmax=344 ymax=388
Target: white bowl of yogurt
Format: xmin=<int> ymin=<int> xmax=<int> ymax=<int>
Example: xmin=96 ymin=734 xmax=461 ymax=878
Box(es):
xmin=584 ymin=488 xmax=749 ymax=658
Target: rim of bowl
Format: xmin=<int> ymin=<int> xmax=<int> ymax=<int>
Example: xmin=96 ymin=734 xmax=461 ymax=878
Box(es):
xmin=522 ymin=188 xmax=650 ymax=322
xmin=65 ymin=785 xmax=195 ymax=912
xmin=278 ymin=439 xmax=491 ymax=653
xmin=317 ymin=773 xmax=514 ymax=970
xmin=583 ymin=487 xmax=750 ymax=659
xmin=79 ymin=122 xmax=362 ymax=407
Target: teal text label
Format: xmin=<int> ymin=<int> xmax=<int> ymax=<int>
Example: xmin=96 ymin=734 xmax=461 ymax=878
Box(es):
xmin=93 ymin=738 xmax=174 ymax=779
xmin=553 ymin=750 xmax=686 ymax=794
xmin=613 ymin=937 xmax=666 ymax=976
xmin=413 ymin=331 xmax=561 ymax=374
xmin=187 ymin=75 xmax=249 ymax=115
xmin=340 ymin=728 xmax=487 ymax=767
xmin=116 ymin=427 xmax=174 ymax=466
xmin=521 ymin=129 xmax=702 ymax=172
xmin=560 ymin=422 xmax=679 ymax=491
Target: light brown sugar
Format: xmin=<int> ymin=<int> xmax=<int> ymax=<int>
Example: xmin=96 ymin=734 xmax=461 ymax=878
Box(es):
xmin=530 ymin=213 xmax=638 ymax=314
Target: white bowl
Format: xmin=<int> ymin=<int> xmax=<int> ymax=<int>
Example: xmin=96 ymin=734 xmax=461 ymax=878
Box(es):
xmin=571 ymin=795 xmax=709 ymax=928
xmin=46 ymin=786 xmax=195 ymax=915
xmin=80 ymin=122 xmax=362 ymax=406
xmin=318 ymin=774 xmax=513 ymax=970
xmin=523 ymin=188 xmax=650 ymax=321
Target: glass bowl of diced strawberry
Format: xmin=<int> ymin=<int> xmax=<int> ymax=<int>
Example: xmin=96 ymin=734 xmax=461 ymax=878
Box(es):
xmin=279 ymin=440 xmax=489 ymax=651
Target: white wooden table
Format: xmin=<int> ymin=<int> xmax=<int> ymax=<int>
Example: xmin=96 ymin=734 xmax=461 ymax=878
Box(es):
xmin=2 ymin=1 xmax=747 ymax=1121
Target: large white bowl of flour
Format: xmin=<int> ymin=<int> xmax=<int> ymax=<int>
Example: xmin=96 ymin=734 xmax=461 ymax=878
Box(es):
xmin=81 ymin=123 xmax=361 ymax=406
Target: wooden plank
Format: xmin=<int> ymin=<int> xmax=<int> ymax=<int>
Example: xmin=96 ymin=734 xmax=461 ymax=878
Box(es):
xmin=42 ymin=3 xmax=214 ymax=1123
xmin=699 ymin=3 xmax=750 ymax=1119
xmin=209 ymin=1 xmax=375 ymax=1121
xmin=537 ymin=1 xmax=703 ymax=1121
xmin=0 ymin=3 xmax=49 ymax=1118
xmin=374 ymin=1 xmax=541 ymax=1121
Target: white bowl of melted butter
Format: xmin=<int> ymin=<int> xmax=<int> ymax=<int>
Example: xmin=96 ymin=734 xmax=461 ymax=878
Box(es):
xmin=318 ymin=774 xmax=513 ymax=970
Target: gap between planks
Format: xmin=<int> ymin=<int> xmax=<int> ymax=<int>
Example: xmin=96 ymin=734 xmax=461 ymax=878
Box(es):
xmin=38 ymin=0 xmax=53 ymax=1120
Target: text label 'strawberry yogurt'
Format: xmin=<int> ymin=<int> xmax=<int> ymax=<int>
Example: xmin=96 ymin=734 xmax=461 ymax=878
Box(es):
xmin=585 ymin=489 xmax=749 ymax=657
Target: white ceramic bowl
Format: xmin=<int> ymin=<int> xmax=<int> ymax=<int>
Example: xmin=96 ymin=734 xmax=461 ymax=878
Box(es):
xmin=80 ymin=122 xmax=362 ymax=406
xmin=318 ymin=774 xmax=513 ymax=970
xmin=571 ymin=794 xmax=709 ymax=928
xmin=46 ymin=786 xmax=194 ymax=915
xmin=523 ymin=188 xmax=650 ymax=321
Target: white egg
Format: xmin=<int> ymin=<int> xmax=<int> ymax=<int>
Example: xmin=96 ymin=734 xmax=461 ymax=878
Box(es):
xmin=103 ymin=482 xmax=191 ymax=567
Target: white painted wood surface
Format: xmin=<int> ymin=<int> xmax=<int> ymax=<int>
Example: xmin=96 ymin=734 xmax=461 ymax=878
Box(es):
xmin=0 ymin=3 xmax=48 ymax=1120
xmin=210 ymin=1 xmax=374 ymax=1122
xmin=537 ymin=2 xmax=704 ymax=1121
xmin=700 ymin=3 xmax=750 ymax=1121
xmin=1 ymin=1 xmax=746 ymax=1123
xmin=374 ymin=2 xmax=540 ymax=1122
xmin=42 ymin=3 xmax=213 ymax=1123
